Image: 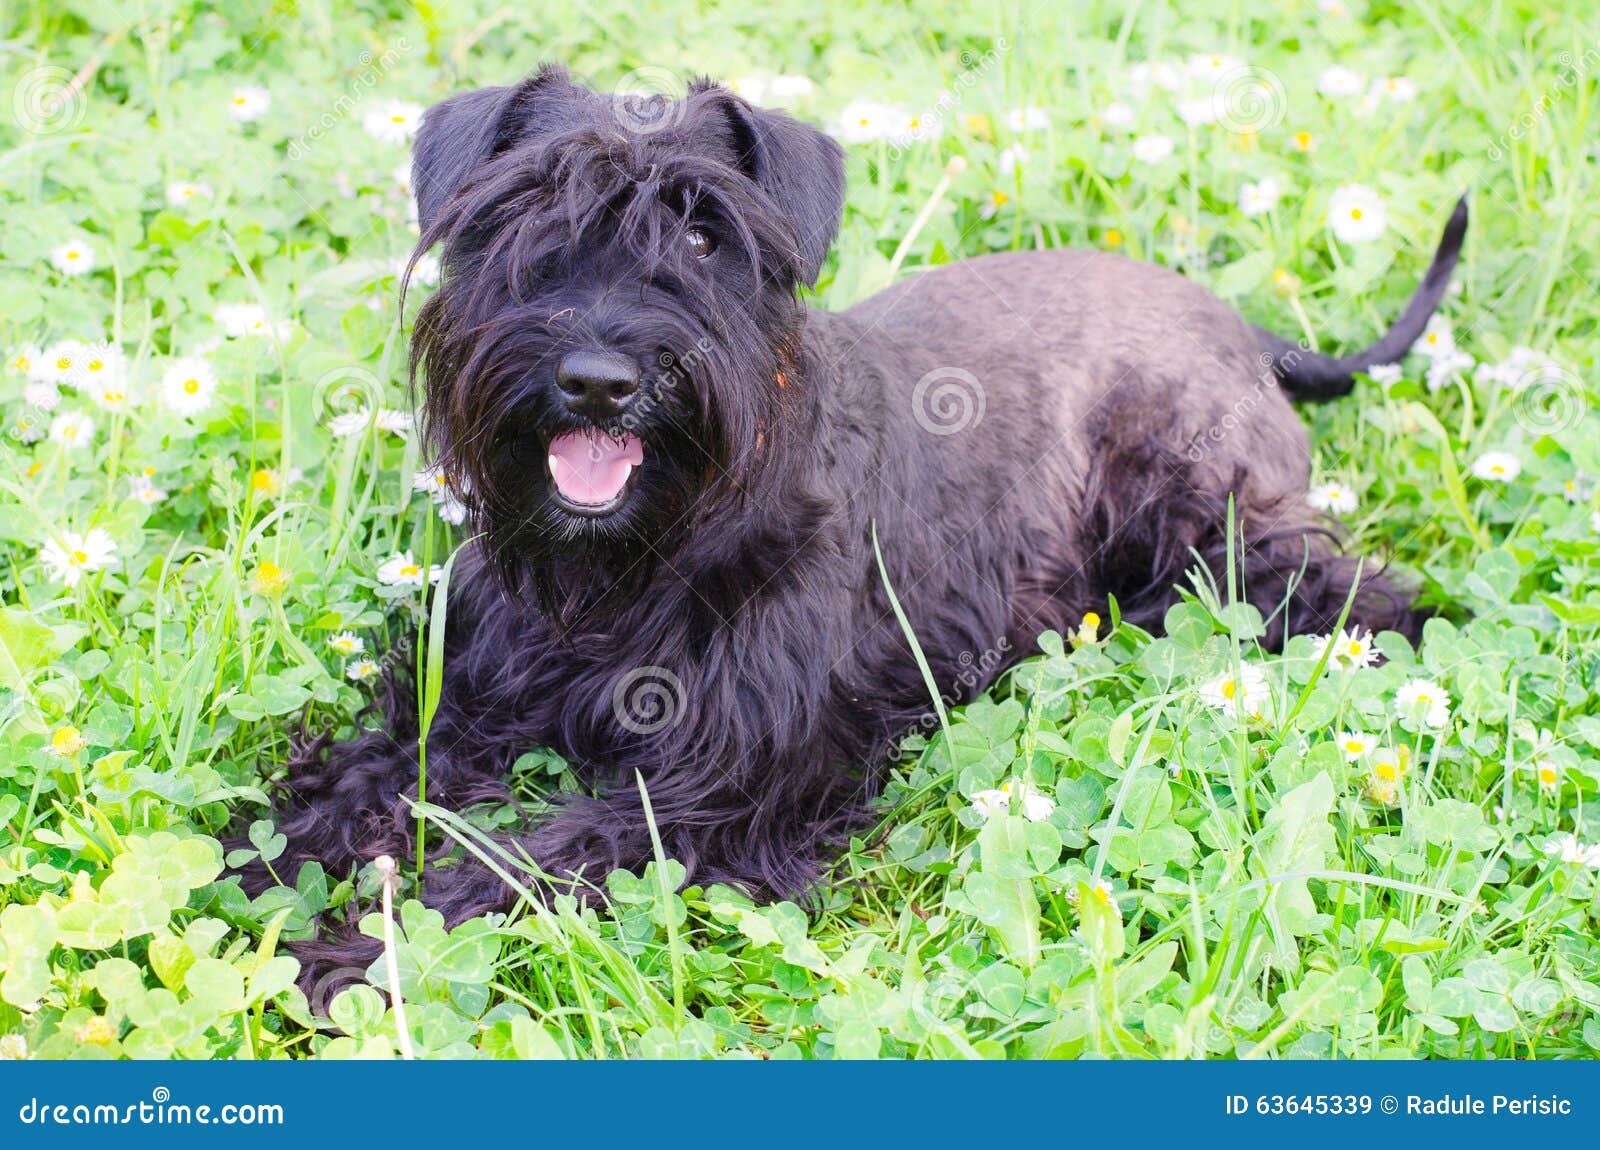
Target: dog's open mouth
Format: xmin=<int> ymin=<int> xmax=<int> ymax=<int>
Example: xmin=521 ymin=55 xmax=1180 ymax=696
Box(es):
xmin=547 ymin=429 xmax=644 ymax=515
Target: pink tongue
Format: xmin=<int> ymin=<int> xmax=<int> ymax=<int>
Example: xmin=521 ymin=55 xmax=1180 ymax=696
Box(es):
xmin=547 ymin=430 xmax=644 ymax=505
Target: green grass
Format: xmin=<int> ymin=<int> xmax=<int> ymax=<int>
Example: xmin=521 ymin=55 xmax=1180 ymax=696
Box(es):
xmin=2 ymin=0 xmax=1598 ymax=1060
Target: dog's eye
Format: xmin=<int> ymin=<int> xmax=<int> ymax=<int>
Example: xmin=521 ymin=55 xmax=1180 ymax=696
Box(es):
xmin=685 ymin=228 xmax=716 ymax=259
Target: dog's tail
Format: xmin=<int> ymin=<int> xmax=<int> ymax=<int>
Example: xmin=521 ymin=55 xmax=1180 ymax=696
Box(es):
xmin=1257 ymin=194 xmax=1469 ymax=400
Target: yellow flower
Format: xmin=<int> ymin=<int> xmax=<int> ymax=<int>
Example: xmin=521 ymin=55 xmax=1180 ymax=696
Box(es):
xmin=1369 ymin=744 xmax=1411 ymax=783
xmin=1291 ymin=130 xmax=1314 ymax=152
xmin=25 ymin=461 xmax=43 ymax=479
xmin=1103 ymin=228 xmax=1123 ymax=248
xmin=47 ymin=725 xmax=87 ymax=757
xmin=1272 ymin=268 xmax=1302 ymax=297
xmin=962 ymin=112 xmax=993 ymax=139
xmin=74 ymin=1016 xmax=117 ymax=1046
xmin=1072 ymin=611 xmax=1101 ymax=648
xmin=250 ymin=560 xmax=289 ymax=596
xmin=250 ymin=468 xmax=282 ymax=497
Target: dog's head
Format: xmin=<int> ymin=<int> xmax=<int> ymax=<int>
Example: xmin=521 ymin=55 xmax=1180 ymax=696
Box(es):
xmin=407 ymin=65 xmax=844 ymax=605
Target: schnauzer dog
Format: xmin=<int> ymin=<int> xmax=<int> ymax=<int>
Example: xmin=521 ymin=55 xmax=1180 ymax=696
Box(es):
xmin=256 ymin=65 xmax=1467 ymax=975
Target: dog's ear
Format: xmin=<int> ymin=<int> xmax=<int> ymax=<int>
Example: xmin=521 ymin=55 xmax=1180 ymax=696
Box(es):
xmin=412 ymin=65 xmax=576 ymax=234
xmin=699 ymin=86 xmax=845 ymax=286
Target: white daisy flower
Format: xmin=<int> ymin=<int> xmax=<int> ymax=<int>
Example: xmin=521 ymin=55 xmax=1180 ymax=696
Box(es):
xmin=1177 ymin=97 xmax=1219 ymax=127
xmin=1544 ymin=833 xmax=1600 ymax=869
xmin=1004 ymin=106 xmax=1050 ymax=132
xmin=1127 ymin=61 xmax=1183 ymax=95
xmin=363 ymin=99 xmax=424 ymax=144
xmin=1317 ymin=66 xmax=1365 ymax=98
xmin=214 ymin=303 xmax=267 ymax=338
xmin=409 ymin=252 xmax=441 ymax=288
xmin=1366 ymin=363 xmax=1403 ymax=386
xmin=161 ymin=356 xmax=219 ymax=418
xmin=374 ymin=408 xmax=414 ymax=439
xmin=129 ymin=474 xmax=166 ymax=505
xmin=1529 ymin=757 xmax=1563 ymax=795
xmin=391 ymin=159 xmax=414 ymax=198
xmin=1198 ymin=663 xmax=1270 ymax=718
xmin=1411 ymin=314 xmax=1455 ymax=359
xmin=23 ymin=381 xmax=62 ymax=412
xmin=1395 ymin=677 xmax=1452 ymax=731
xmin=39 ymin=528 xmax=117 ymax=587
xmin=414 ymin=464 xmax=470 ymax=524
xmin=1101 ymin=101 xmax=1135 ymax=129
xmin=36 ymin=340 xmax=89 ymax=386
xmin=767 ymin=75 xmax=816 ymax=103
xmin=1188 ymin=53 xmax=1245 ymax=81
xmin=1471 ymin=451 xmax=1520 ymax=482
xmin=1334 ymin=731 xmax=1375 ymax=762
xmin=81 ymin=345 xmax=129 ymax=410
xmin=1477 ymin=345 xmax=1560 ymax=391
xmin=376 ymin=550 xmax=433 ymax=587
xmin=1328 ymin=184 xmax=1386 ymax=243
xmin=1370 ymin=76 xmax=1418 ymax=103
xmin=970 ymin=778 xmax=1055 ymax=822
xmin=1307 ymin=480 xmax=1358 ymax=514
xmin=6 ymin=344 xmax=42 ymax=377
xmin=329 ymin=631 xmax=365 ymax=656
xmin=346 ymin=658 xmax=381 ymax=682
xmin=729 ymin=75 xmax=768 ymax=104
xmin=165 ymin=181 xmax=213 ymax=208
xmin=229 ymin=86 xmax=272 ymax=123
xmin=0 ymin=1034 xmax=25 ymax=1060
xmin=832 ymin=101 xmax=914 ymax=144
xmin=1238 ymin=177 xmax=1280 ymax=217
xmin=49 ymin=239 xmax=96 ymax=276
xmin=13 ymin=414 xmax=43 ymax=443
xmin=1591 ymin=510 xmax=1600 ymax=534
xmin=1131 ymin=133 xmax=1175 ymax=163
xmin=89 ymin=380 xmax=134 ymax=412
xmin=1313 ymin=625 xmax=1378 ymax=671
xmin=328 ymin=408 xmax=373 ymax=438
xmin=1424 ymin=348 xmax=1475 ymax=392
xmin=996 ymin=144 xmax=1030 ymax=176
xmin=48 ymin=410 xmax=94 ymax=449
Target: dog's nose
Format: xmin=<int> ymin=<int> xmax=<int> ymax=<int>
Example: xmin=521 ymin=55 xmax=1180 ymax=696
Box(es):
xmin=556 ymin=350 xmax=640 ymax=418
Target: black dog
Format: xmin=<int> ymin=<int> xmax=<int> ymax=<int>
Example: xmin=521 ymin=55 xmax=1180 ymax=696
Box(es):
xmin=259 ymin=66 xmax=1467 ymax=975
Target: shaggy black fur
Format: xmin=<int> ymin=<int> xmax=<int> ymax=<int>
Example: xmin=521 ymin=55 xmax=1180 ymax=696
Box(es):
xmin=239 ymin=66 xmax=1468 ymax=984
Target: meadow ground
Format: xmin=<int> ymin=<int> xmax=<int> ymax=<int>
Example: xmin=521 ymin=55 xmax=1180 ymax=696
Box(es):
xmin=1 ymin=0 xmax=1598 ymax=1060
